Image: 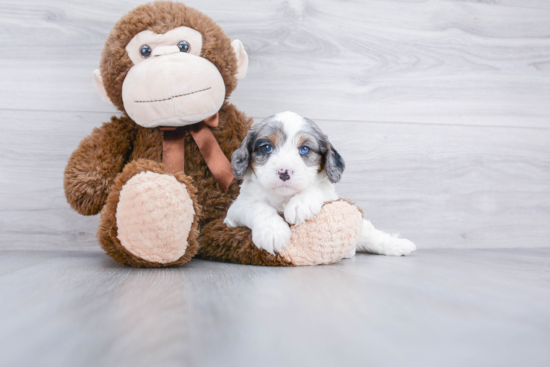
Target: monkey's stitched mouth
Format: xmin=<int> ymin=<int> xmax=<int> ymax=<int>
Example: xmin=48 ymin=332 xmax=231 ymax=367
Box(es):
xmin=134 ymin=87 xmax=212 ymax=103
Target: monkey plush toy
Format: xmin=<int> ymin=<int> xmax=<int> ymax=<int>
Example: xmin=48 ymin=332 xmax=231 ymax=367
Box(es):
xmin=64 ymin=1 xmax=364 ymax=267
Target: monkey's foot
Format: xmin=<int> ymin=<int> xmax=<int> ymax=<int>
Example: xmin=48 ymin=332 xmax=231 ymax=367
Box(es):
xmin=98 ymin=159 xmax=200 ymax=267
xmin=280 ymin=199 xmax=363 ymax=266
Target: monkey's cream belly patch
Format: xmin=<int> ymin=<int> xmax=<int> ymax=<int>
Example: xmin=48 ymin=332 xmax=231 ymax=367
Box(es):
xmin=281 ymin=200 xmax=363 ymax=266
xmin=116 ymin=171 xmax=195 ymax=264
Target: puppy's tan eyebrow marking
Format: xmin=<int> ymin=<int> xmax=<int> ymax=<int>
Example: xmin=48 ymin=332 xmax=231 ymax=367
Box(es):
xmin=254 ymin=119 xmax=286 ymax=149
xmin=297 ymin=135 xmax=308 ymax=147
xmin=266 ymin=133 xmax=279 ymax=146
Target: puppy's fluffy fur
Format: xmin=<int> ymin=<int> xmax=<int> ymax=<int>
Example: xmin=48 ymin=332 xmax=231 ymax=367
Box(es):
xmin=224 ymin=111 xmax=416 ymax=256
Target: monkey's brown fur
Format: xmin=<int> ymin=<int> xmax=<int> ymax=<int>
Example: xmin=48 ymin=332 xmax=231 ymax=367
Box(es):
xmin=99 ymin=1 xmax=239 ymax=112
xmin=64 ymin=1 xmax=291 ymax=267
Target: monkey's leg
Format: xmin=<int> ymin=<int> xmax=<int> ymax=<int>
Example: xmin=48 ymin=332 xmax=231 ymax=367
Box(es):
xmin=97 ymin=159 xmax=201 ymax=267
xmin=197 ymin=218 xmax=293 ymax=266
xmin=198 ymin=199 xmax=363 ymax=266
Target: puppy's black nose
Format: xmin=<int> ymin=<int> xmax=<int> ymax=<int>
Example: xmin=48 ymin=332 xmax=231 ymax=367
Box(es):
xmin=278 ymin=169 xmax=291 ymax=182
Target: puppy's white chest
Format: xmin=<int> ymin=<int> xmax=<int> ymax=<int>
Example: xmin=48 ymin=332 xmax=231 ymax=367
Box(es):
xmin=268 ymin=196 xmax=291 ymax=214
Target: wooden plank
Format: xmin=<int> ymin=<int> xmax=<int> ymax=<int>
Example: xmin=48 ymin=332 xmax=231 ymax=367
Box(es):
xmin=317 ymin=118 xmax=550 ymax=249
xmin=0 ymin=250 xmax=68 ymax=276
xmin=0 ymin=0 xmax=549 ymax=127
xmin=0 ymin=249 xmax=549 ymax=367
xmin=1 ymin=109 xmax=549 ymax=250
xmin=0 ymin=110 xmax=104 ymax=251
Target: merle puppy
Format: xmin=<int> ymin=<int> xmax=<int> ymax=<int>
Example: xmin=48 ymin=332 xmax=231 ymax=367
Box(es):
xmin=224 ymin=111 xmax=416 ymax=257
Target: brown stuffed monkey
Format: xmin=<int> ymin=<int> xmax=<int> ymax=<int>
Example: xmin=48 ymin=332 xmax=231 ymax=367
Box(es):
xmin=64 ymin=1 xmax=363 ymax=268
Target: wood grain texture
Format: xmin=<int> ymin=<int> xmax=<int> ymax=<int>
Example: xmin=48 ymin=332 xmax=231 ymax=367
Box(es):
xmin=1 ymin=110 xmax=549 ymax=250
xmin=0 ymin=0 xmax=549 ymax=126
xmin=1 ymin=249 xmax=549 ymax=367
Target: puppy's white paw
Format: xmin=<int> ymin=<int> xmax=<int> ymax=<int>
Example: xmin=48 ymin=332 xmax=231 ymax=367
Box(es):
xmin=251 ymin=220 xmax=291 ymax=255
xmin=223 ymin=216 xmax=238 ymax=227
xmin=284 ymin=194 xmax=323 ymax=225
xmin=379 ymin=237 xmax=417 ymax=256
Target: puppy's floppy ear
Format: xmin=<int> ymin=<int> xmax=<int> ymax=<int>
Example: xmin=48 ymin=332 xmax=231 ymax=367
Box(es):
xmin=324 ymin=143 xmax=345 ymax=183
xmin=231 ymin=127 xmax=255 ymax=180
xmin=304 ymin=117 xmax=346 ymax=183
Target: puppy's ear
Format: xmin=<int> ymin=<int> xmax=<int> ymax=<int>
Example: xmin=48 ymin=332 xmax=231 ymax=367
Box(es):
xmin=304 ymin=117 xmax=346 ymax=183
xmin=324 ymin=143 xmax=345 ymax=183
xmin=231 ymin=128 xmax=255 ymax=180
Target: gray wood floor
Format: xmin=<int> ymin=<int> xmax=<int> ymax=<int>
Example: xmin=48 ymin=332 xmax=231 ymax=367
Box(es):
xmin=1 ymin=248 xmax=549 ymax=367
xmin=1 ymin=1 xmax=549 ymax=366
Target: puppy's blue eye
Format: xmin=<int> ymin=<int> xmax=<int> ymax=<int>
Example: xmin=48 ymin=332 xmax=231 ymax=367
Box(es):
xmin=299 ymin=146 xmax=310 ymax=154
xmin=262 ymin=144 xmax=273 ymax=154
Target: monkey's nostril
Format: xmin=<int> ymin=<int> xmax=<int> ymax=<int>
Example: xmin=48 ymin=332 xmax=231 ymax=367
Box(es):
xmin=278 ymin=169 xmax=291 ymax=182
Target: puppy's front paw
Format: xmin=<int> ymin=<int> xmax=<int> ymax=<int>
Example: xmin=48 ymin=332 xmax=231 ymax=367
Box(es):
xmin=252 ymin=220 xmax=291 ymax=255
xmin=284 ymin=194 xmax=323 ymax=226
xmin=223 ymin=216 xmax=238 ymax=228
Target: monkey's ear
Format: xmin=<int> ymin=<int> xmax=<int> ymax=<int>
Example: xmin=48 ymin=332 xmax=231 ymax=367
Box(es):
xmin=231 ymin=40 xmax=248 ymax=80
xmin=92 ymin=69 xmax=114 ymax=105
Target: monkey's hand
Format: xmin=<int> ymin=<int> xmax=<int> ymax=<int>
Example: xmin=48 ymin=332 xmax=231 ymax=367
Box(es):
xmin=64 ymin=118 xmax=135 ymax=216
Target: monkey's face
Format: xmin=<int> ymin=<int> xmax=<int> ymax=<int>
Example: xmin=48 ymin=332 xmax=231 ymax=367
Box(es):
xmin=121 ymin=27 xmax=225 ymax=128
xmin=92 ymin=3 xmax=248 ymax=128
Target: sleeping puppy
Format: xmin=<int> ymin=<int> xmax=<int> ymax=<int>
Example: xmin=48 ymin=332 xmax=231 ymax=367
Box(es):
xmin=224 ymin=111 xmax=416 ymax=257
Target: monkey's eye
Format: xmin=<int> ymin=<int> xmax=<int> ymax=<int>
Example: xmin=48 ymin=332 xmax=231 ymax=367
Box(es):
xmin=140 ymin=44 xmax=152 ymax=58
xmin=177 ymin=40 xmax=190 ymax=53
xmin=261 ymin=144 xmax=273 ymax=154
xmin=299 ymin=146 xmax=310 ymax=155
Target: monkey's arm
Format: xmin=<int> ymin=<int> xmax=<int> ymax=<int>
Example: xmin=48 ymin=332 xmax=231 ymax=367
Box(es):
xmin=64 ymin=117 xmax=136 ymax=216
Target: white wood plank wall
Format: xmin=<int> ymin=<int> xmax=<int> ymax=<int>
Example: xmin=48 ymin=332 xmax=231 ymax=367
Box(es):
xmin=1 ymin=0 xmax=549 ymax=251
